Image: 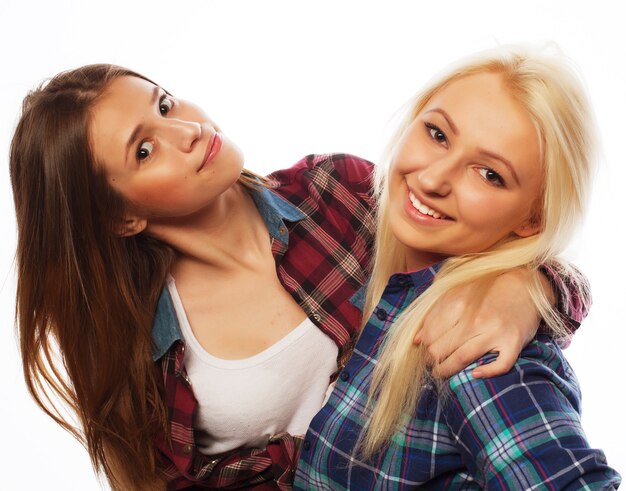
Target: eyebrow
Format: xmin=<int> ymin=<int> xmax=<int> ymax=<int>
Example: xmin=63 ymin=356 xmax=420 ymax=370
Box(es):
xmin=124 ymin=85 xmax=161 ymax=164
xmin=424 ymin=108 xmax=458 ymax=135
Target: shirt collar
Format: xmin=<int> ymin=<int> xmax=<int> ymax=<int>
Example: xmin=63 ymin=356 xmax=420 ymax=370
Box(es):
xmin=349 ymin=263 xmax=443 ymax=311
xmin=250 ymin=185 xmax=306 ymax=244
xmin=151 ymin=185 xmax=306 ymax=361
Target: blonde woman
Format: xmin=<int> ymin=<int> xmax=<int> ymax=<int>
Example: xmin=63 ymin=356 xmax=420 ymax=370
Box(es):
xmin=295 ymin=45 xmax=621 ymax=489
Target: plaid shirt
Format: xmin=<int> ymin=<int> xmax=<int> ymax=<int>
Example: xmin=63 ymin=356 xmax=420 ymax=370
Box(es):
xmin=294 ymin=266 xmax=620 ymax=490
xmin=152 ymin=154 xmax=377 ymax=489
xmin=151 ymin=154 xmax=594 ymax=490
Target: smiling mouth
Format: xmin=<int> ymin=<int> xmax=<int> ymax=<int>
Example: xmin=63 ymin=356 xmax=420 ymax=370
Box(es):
xmin=408 ymin=191 xmax=449 ymax=220
xmin=198 ymin=132 xmax=223 ymax=171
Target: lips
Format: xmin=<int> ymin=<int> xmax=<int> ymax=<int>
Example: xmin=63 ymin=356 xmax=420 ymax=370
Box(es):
xmin=198 ymin=132 xmax=223 ymax=172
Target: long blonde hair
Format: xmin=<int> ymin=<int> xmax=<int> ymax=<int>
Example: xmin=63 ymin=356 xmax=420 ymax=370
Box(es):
xmin=359 ymin=44 xmax=596 ymax=457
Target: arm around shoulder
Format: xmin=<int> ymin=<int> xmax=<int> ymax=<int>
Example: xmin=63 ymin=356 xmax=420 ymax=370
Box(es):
xmin=442 ymin=340 xmax=621 ymax=489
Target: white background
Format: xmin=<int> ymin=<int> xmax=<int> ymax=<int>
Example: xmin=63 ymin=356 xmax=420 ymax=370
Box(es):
xmin=0 ymin=1 xmax=624 ymax=488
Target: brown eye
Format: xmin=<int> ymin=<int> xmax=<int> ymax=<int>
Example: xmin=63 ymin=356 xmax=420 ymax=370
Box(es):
xmin=159 ymin=96 xmax=173 ymax=116
xmin=425 ymin=123 xmax=447 ymax=143
xmin=136 ymin=141 xmax=154 ymax=161
xmin=478 ymin=167 xmax=505 ymax=187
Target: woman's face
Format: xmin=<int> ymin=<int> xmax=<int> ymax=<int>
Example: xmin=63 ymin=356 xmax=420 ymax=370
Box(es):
xmin=388 ymin=72 xmax=544 ymax=270
xmin=89 ymin=75 xmax=244 ymax=219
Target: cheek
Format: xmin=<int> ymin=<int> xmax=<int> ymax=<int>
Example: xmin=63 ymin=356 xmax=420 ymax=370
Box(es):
xmin=458 ymin=186 xmax=519 ymax=227
xmin=391 ymin=140 xmax=431 ymax=175
xmin=123 ymin=172 xmax=194 ymax=209
xmin=467 ymin=195 xmax=531 ymax=238
xmin=457 ymin=186 xmax=497 ymax=221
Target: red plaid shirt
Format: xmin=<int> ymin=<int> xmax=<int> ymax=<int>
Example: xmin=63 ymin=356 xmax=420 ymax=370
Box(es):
xmin=153 ymin=154 xmax=377 ymax=489
xmin=151 ymin=154 xmax=590 ymax=489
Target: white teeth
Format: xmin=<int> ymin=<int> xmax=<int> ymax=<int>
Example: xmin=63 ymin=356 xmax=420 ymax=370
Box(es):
xmin=408 ymin=191 xmax=447 ymax=220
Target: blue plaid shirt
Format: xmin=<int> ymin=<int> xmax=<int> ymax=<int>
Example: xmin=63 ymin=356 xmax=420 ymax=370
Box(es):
xmin=295 ymin=266 xmax=620 ymax=490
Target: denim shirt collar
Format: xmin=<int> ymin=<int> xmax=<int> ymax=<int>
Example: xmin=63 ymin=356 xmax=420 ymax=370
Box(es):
xmin=151 ymin=186 xmax=306 ymax=361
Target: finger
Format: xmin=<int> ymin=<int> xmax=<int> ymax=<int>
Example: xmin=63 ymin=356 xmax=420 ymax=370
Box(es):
xmin=471 ymin=349 xmax=518 ymax=379
xmin=418 ymin=315 xmax=462 ymax=347
xmin=418 ymin=296 xmax=464 ymax=346
xmin=431 ymin=337 xmax=495 ymax=378
xmin=424 ymin=325 xmax=479 ymax=364
xmin=416 ymin=306 xmax=440 ymax=345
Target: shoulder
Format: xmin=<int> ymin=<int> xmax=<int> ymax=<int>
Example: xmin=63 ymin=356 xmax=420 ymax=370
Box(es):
xmin=267 ymin=153 xmax=375 ymax=195
xmin=267 ymin=154 xmax=376 ymax=225
xmin=441 ymin=337 xmax=621 ymax=490
xmin=448 ymin=336 xmax=580 ymax=411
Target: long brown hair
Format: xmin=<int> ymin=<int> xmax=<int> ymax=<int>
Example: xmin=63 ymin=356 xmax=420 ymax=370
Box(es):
xmin=10 ymin=64 xmax=229 ymax=489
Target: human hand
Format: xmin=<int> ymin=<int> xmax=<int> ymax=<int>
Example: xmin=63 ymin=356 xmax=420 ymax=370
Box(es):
xmin=416 ymin=269 xmax=552 ymax=378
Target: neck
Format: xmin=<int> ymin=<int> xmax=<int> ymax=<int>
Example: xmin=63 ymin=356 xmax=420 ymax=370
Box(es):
xmin=403 ymin=246 xmax=447 ymax=272
xmin=145 ymin=183 xmax=270 ymax=272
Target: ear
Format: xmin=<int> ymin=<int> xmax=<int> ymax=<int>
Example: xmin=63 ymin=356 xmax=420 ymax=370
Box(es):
xmin=513 ymin=214 xmax=542 ymax=238
xmin=116 ymin=215 xmax=148 ymax=237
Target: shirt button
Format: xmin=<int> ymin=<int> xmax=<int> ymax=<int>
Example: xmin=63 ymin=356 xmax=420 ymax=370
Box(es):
xmin=279 ymin=225 xmax=286 ymax=235
xmin=312 ymin=313 xmax=321 ymax=322
xmin=302 ymin=439 xmax=311 ymax=451
xmin=376 ymin=308 xmax=388 ymax=321
xmin=340 ymin=371 xmax=350 ymax=382
xmin=395 ymin=275 xmax=410 ymax=286
xmin=182 ymin=444 xmax=193 ymax=455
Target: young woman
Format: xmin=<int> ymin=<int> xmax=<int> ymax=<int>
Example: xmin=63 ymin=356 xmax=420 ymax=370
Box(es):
xmin=295 ymin=45 xmax=621 ymax=489
xmin=10 ymin=61 xmax=590 ymax=489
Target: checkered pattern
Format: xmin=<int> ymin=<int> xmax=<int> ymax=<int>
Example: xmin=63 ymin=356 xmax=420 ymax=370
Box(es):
xmin=154 ymin=154 xmax=376 ymax=489
xmin=151 ymin=154 xmax=595 ymax=489
xmin=295 ymin=268 xmax=620 ymax=490
xmin=540 ymin=261 xmax=591 ymax=348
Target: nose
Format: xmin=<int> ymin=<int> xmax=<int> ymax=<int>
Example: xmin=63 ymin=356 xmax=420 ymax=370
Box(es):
xmin=160 ymin=119 xmax=202 ymax=152
xmin=416 ymin=154 xmax=457 ymax=197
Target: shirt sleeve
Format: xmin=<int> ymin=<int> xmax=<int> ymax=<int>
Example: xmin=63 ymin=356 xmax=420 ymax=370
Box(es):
xmin=268 ymin=153 xmax=375 ymax=197
xmin=442 ymin=339 xmax=621 ymax=490
xmin=539 ymin=260 xmax=592 ymax=348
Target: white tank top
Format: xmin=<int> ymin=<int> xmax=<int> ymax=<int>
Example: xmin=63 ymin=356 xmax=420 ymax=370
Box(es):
xmin=167 ymin=276 xmax=338 ymax=455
